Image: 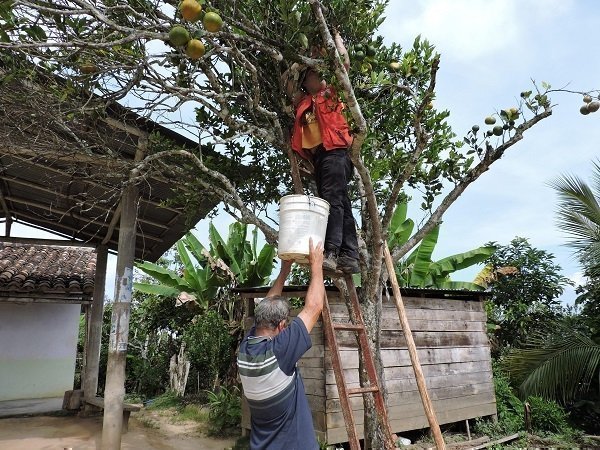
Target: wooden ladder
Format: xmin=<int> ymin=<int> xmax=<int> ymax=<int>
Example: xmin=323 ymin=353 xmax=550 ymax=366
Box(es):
xmin=321 ymin=274 xmax=395 ymax=450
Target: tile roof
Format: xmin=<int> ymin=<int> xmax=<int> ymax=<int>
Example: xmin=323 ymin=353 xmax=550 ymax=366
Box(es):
xmin=0 ymin=242 xmax=96 ymax=295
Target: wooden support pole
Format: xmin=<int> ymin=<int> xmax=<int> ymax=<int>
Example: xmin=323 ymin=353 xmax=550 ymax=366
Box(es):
xmin=383 ymin=242 xmax=446 ymax=450
xmin=83 ymin=245 xmax=108 ymax=400
xmin=101 ymin=185 xmax=138 ymax=450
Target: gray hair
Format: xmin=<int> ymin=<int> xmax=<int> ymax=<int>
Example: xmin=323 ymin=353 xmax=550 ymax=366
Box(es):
xmin=255 ymin=296 xmax=290 ymax=329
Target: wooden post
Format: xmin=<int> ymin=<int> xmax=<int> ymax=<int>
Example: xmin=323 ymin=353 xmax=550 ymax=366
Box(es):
xmin=383 ymin=243 xmax=446 ymax=450
xmin=101 ymin=185 xmax=138 ymax=450
xmin=83 ymin=245 xmax=108 ymax=400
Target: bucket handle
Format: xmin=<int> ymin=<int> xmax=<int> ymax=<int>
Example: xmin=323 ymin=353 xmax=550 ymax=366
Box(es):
xmin=306 ymin=194 xmax=317 ymax=209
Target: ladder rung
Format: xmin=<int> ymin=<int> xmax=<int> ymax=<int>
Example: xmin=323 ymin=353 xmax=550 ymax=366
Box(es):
xmin=332 ymin=322 xmax=363 ymax=331
xmin=347 ymin=386 xmax=379 ymax=396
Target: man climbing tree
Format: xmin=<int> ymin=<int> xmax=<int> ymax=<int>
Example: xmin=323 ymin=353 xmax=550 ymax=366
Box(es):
xmin=288 ymin=32 xmax=359 ymax=273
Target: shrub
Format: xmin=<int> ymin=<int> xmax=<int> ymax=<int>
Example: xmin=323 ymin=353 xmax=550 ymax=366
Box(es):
xmin=474 ymin=365 xmax=523 ymax=437
xmin=527 ymin=396 xmax=573 ymax=435
xmin=205 ymin=386 xmax=242 ymax=436
xmin=184 ymin=310 xmax=233 ymax=390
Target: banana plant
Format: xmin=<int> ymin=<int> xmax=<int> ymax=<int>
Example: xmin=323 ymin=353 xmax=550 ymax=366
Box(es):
xmin=388 ymin=201 xmax=496 ymax=290
xmin=134 ymin=222 xmax=276 ymax=309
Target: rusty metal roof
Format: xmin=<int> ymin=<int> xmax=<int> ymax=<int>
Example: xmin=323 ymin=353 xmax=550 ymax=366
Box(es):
xmin=0 ymin=241 xmax=95 ymax=296
xmin=234 ymin=285 xmax=491 ymax=301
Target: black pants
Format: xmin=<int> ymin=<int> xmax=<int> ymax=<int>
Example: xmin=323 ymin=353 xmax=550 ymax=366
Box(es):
xmin=313 ymin=147 xmax=359 ymax=259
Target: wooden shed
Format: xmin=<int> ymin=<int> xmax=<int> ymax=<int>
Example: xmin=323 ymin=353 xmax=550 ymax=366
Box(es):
xmin=237 ymin=286 xmax=496 ymax=446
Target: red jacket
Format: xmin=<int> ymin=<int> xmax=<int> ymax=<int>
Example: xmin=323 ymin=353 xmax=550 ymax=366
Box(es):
xmin=291 ymin=87 xmax=353 ymax=159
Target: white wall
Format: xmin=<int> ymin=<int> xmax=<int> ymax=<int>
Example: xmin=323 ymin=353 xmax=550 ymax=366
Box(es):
xmin=0 ymin=302 xmax=80 ymax=416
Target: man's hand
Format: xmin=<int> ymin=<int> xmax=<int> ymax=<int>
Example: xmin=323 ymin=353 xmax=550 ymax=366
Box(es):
xmin=308 ymin=238 xmax=324 ymax=272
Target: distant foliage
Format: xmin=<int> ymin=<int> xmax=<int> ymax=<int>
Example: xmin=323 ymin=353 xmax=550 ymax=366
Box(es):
xmin=206 ymin=386 xmax=242 ymax=436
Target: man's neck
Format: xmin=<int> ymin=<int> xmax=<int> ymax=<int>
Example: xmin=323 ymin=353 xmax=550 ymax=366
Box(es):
xmin=254 ymin=327 xmax=278 ymax=338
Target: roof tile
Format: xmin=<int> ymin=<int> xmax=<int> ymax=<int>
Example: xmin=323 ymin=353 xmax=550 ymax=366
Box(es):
xmin=0 ymin=243 xmax=96 ymax=295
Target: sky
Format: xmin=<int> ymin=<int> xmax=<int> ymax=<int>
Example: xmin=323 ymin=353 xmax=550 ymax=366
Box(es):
xmin=4 ymin=0 xmax=600 ymax=304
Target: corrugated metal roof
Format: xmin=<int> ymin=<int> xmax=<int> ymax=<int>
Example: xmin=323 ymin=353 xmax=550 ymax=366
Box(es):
xmin=0 ymin=64 xmax=245 ymax=262
xmin=234 ymin=285 xmax=491 ymax=301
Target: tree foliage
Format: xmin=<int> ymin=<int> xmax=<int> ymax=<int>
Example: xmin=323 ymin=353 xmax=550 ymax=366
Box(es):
xmin=485 ymin=237 xmax=571 ymax=350
xmin=388 ymin=201 xmax=496 ymax=289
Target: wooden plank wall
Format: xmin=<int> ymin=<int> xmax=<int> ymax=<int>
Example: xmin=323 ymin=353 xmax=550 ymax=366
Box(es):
xmin=320 ymin=295 xmax=496 ymax=445
xmin=241 ymin=293 xmax=496 ymax=446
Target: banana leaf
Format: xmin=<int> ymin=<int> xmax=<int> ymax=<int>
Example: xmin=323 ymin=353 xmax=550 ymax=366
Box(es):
xmin=429 ymin=245 xmax=497 ymax=280
xmin=135 ymin=260 xmax=188 ymax=289
xmin=176 ymin=240 xmax=200 ymax=292
xmin=182 ymin=232 xmax=208 ymax=268
xmin=408 ymin=225 xmax=440 ymax=287
xmin=133 ymin=282 xmax=180 ymax=297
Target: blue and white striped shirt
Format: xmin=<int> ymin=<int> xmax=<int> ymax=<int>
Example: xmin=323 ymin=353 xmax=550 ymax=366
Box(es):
xmin=237 ymin=317 xmax=318 ymax=450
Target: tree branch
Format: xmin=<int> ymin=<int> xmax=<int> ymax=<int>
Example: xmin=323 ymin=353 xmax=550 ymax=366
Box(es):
xmin=392 ymin=106 xmax=553 ymax=262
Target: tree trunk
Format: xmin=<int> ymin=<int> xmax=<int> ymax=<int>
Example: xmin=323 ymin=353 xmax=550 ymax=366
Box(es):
xmin=169 ymin=342 xmax=190 ymax=397
xmin=359 ymin=287 xmax=387 ymax=450
xmin=338 ymin=275 xmax=388 ymax=450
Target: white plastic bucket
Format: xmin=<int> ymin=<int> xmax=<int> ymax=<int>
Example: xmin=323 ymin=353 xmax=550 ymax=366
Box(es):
xmin=278 ymin=195 xmax=330 ymax=264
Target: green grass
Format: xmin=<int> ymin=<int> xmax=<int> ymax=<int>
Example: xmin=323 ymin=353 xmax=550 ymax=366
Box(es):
xmin=147 ymin=391 xmax=181 ymax=410
xmin=172 ymin=404 xmax=209 ymax=423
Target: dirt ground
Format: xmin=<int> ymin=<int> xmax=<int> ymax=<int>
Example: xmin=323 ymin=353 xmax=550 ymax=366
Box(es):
xmin=0 ymin=410 xmax=239 ymax=450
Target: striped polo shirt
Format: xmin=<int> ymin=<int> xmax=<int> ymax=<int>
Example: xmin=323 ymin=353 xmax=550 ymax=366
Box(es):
xmin=237 ymin=317 xmax=318 ymax=450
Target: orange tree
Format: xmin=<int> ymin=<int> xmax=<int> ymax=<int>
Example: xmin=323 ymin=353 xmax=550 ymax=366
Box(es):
xmin=1 ymin=1 xmax=595 ymax=447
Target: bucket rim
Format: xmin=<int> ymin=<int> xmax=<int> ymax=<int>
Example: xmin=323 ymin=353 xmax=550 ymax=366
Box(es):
xmin=279 ymin=194 xmax=330 ymax=208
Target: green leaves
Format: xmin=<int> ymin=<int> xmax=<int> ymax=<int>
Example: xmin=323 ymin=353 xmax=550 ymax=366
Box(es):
xmin=503 ymin=326 xmax=600 ymax=403
xmin=388 ymin=201 xmax=414 ymax=247
xmin=135 ymin=221 xmax=276 ymax=309
xmin=408 ymin=224 xmax=439 ymax=286
xmin=389 ymin=200 xmax=495 ymax=289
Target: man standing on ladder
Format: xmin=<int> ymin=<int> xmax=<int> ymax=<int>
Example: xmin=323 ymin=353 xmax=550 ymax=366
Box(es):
xmin=237 ymin=239 xmax=324 ymax=450
xmin=288 ymin=32 xmax=360 ymax=274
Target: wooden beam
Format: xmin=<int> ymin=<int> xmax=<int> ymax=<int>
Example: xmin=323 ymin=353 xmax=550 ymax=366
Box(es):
xmin=3 ymin=152 xmax=183 ymax=213
xmin=0 ymin=297 xmax=92 ymax=304
xmin=0 ymin=145 xmax=129 ymax=170
xmin=11 ymin=211 xmax=119 ymax=247
xmin=102 ymin=136 xmax=148 ymax=246
xmin=0 ymin=177 xmax=170 ymax=230
xmin=102 ymin=183 xmax=138 ymax=449
xmin=83 ymin=245 xmax=108 ymax=401
xmin=4 ymin=196 xmax=163 ymax=242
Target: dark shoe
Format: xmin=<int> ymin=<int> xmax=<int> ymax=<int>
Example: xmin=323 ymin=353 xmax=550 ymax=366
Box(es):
xmin=337 ymin=254 xmax=360 ymax=274
xmin=323 ymin=251 xmax=338 ymax=272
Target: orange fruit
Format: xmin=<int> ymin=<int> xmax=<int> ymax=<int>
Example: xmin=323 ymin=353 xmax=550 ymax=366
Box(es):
xmin=169 ymin=26 xmax=190 ymax=47
xmin=203 ymin=11 xmax=223 ymax=32
xmin=80 ymin=62 xmax=97 ymax=74
xmin=186 ymin=39 xmax=205 ymax=60
xmin=180 ymin=0 xmax=202 ymax=22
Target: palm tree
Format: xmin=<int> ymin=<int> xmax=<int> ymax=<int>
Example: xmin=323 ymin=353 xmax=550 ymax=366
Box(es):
xmin=503 ymin=325 xmax=600 ymax=402
xmin=503 ymin=163 xmax=600 ymax=402
xmin=550 ymin=160 xmax=600 ymax=277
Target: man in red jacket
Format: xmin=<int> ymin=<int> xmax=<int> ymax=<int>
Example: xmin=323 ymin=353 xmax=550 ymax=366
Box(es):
xmin=288 ymin=36 xmax=359 ymax=274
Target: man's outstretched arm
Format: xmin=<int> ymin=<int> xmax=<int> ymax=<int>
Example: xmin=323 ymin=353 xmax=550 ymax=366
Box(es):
xmin=266 ymin=259 xmax=293 ymax=298
xmin=298 ymin=238 xmax=325 ymax=333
